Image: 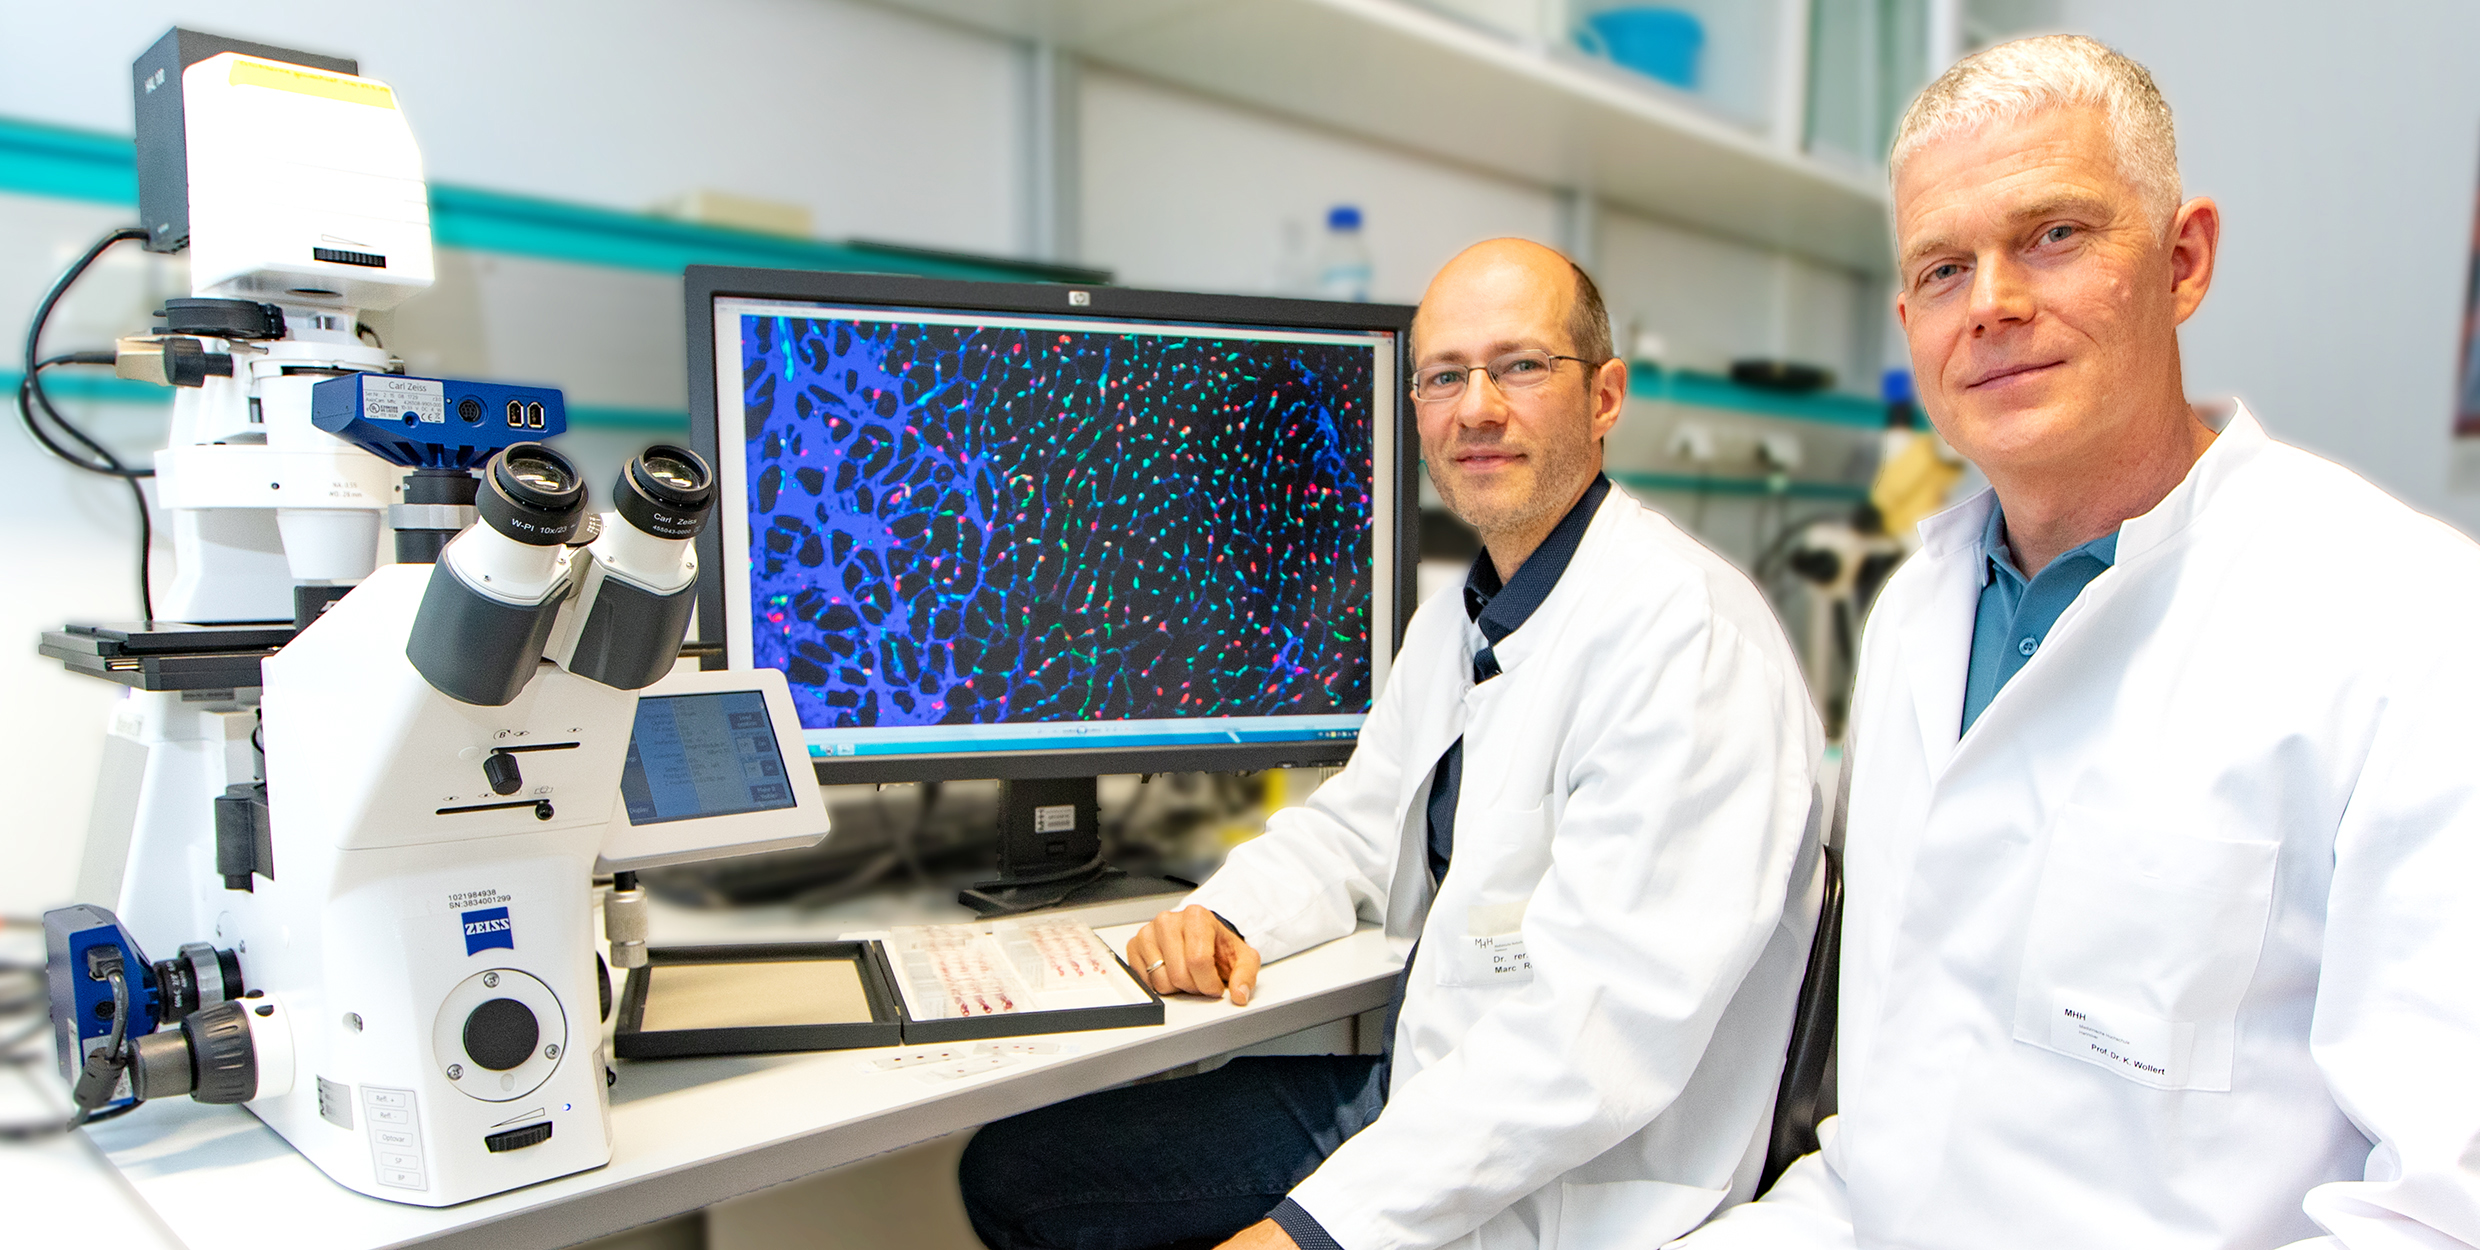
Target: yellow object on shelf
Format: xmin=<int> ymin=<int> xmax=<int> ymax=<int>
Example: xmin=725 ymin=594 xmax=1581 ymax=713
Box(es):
xmin=1871 ymin=430 xmax=1965 ymax=539
xmin=650 ymin=189 xmax=814 ymax=238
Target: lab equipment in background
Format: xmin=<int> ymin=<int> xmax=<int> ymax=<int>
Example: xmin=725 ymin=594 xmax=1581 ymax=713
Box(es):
xmin=683 ymin=266 xmax=1415 ymax=914
xmin=1730 ymin=357 xmax=1836 ymax=393
xmin=635 ymin=771 xmax=1281 ymax=914
xmin=1318 ymin=205 xmax=1374 ymax=302
xmin=1576 ymin=6 xmax=1704 ymax=89
xmin=1774 ymin=513 xmax=1902 ymax=737
xmin=1870 ymin=369 xmax=1965 ymax=546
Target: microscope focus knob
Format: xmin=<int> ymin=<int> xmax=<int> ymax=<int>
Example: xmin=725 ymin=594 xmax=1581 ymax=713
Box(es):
xmin=483 ymin=751 xmax=523 ymax=796
xmin=462 ymin=998 xmax=540 ymax=1072
xmin=186 ymin=999 xmax=260 ymax=1104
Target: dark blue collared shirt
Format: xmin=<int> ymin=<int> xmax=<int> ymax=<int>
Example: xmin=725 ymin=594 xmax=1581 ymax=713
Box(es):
xmin=1960 ymin=502 xmax=2117 ymax=734
xmin=1423 ymin=474 xmax=1612 ymax=882
xmin=1270 ymin=474 xmax=1610 ymax=1250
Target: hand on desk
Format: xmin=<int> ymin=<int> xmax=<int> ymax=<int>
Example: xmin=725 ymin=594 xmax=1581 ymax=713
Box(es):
xmin=1218 ymin=1218 xmax=1301 ymax=1249
xmin=1127 ymin=905 xmax=1260 ymax=1006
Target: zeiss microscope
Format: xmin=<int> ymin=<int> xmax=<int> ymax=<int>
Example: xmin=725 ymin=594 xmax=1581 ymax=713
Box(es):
xmin=37 ymin=32 xmax=827 ymax=1207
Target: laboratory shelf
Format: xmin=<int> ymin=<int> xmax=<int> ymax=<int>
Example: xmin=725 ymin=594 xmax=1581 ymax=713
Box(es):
xmin=1612 ymin=470 xmax=1870 ymax=502
xmin=10 ymin=364 xmax=1878 ymax=442
xmin=875 ymin=0 xmax=1894 ymax=274
xmin=0 ymin=115 xmax=1100 ymax=286
xmin=1628 ymin=363 xmax=1886 ymax=428
xmin=0 ymin=114 xmax=1098 ymax=433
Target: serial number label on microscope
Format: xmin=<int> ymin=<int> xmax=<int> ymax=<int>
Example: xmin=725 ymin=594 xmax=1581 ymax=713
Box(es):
xmin=447 ymin=888 xmax=513 ymax=911
xmin=366 ymin=376 xmax=446 ymax=425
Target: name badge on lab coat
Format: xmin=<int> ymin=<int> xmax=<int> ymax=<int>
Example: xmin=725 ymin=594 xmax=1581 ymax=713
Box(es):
xmin=2047 ymin=993 xmax=2196 ymax=1088
xmin=1451 ymin=899 xmax=1533 ymax=984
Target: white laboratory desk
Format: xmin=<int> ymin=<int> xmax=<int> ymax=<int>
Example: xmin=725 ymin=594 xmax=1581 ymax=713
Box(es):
xmin=21 ymin=902 xmax=1397 ymax=1250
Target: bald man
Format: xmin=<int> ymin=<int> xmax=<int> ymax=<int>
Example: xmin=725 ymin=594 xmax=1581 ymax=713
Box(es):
xmin=959 ymin=240 xmax=1825 ymax=1250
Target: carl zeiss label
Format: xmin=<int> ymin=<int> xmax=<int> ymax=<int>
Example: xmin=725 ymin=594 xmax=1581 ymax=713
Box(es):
xmin=461 ymin=907 xmax=514 ymax=956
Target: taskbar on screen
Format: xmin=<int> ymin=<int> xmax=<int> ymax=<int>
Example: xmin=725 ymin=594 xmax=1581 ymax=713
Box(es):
xmin=804 ymin=716 xmax=1363 ymax=759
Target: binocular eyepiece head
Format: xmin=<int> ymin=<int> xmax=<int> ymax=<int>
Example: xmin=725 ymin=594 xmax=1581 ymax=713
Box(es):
xmin=408 ymin=443 xmax=718 ymax=705
xmin=611 ymin=444 xmax=715 ymax=542
xmin=476 ymin=443 xmax=588 ymax=546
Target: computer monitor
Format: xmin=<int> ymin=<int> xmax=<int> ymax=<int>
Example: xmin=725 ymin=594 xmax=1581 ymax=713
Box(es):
xmin=683 ymin=266 xmax=1412 ymax=902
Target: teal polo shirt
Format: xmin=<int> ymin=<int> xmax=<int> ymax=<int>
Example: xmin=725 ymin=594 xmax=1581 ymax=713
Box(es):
xmin=1960 ymin=504 xmax=2118 ymax=734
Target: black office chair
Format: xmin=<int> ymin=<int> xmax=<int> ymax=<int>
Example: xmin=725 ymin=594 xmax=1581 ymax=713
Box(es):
xmin=1761 ymin=840 xmax=1842 ymax=1196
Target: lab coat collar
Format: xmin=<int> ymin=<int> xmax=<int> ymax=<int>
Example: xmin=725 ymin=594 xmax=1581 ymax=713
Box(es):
xmin=1892 ymin=399 xmax=2265 ymax=776
xmin=1893 ymin=537 xmax=1982 ymax=777
xmin=1463 ymin=475 xmax=1610 ymax=646
xmin=2116 ymin=400 xmax=2264 ymax=564
xmin=1915 ymin=484 xmax=1998 ymax=559
xmin=1468 ymin=478 xmax=1616 ymax=680
xmin=1912 ymin=401 xmax=2262 ymax=563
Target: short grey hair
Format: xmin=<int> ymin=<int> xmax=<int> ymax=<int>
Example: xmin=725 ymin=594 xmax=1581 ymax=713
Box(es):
xmin=1890 ymin=34 xmax=2181 ymax=228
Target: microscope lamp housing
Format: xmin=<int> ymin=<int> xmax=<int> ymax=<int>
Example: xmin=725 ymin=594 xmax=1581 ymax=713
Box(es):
xmin=171 ymin=51 xmax=435 ymax=312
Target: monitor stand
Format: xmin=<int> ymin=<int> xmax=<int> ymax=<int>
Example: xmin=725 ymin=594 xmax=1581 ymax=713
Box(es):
xmin=957 ymin=776 xmax=1191 ymax=916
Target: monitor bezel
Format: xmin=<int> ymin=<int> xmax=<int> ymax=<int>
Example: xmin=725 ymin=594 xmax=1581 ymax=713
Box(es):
xmin=683 ymin=264 xmax=1419 ymax=784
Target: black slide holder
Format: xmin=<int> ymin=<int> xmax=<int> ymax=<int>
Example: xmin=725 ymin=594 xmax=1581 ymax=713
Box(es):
xmin=614 ymin=941 xmax=905 ymax=1059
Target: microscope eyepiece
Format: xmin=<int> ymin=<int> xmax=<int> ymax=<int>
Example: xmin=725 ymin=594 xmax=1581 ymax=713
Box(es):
xmin=612 ymin=445 xmax=715 ymax=541
xmin=477 ymin=443 xmax=586 ymax=546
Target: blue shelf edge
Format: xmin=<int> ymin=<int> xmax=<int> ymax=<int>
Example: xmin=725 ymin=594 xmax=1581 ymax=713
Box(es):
xmin=0 ymin=114 xmax=1063 ymax=284
xmin=1627 ymin=362 xmax=1888 ymax=428
xmin=1612 ymin=470 xmax=1870 ymax=502
xmin=1 ymin=116 xmax=1873 ymax=437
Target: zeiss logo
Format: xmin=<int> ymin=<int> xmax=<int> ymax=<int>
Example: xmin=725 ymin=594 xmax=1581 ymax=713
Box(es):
xmin=462 ymin=907 xmax=514 ymax=956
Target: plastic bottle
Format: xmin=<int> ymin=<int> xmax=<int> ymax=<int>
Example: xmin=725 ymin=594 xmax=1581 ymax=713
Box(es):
xmin=1317 ymin=205 xmax=1372 ymax=302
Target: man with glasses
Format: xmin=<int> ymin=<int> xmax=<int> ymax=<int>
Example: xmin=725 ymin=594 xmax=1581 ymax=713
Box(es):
xmin=960 ymin=238 xmax=1824 ymax=1250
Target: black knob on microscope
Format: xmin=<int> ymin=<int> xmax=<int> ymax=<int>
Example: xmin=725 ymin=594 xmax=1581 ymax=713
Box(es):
xmin=184 ymin=1000 xmax=260 ymax=1105
xmin=463 ymin=998 xmax=540 ymax=1072
xmin=484 ymin=751 xmax=523 ymax=796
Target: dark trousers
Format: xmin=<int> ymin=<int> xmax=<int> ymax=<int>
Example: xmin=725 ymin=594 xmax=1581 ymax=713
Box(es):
xmin=958 ymin=1055 xmax=1387 ymax=1250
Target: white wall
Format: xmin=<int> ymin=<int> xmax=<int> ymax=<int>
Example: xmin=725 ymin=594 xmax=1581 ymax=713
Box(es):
xmin=2045 ymin=0 xmax=2480 ymax=534
xmin=1597 ymin=207 xmax=1877 ymax=385
xmin=1078 ymin=68 xmax=1563 ymax=303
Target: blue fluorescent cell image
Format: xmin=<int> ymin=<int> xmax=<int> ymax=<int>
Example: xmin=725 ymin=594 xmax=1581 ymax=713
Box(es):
xmin=741 ymin=313 xmax=1377 ymax=731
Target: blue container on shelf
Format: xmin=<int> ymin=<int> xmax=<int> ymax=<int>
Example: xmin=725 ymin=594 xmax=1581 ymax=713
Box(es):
xmin=1578 ymin=6 xmax=1704 ymax=91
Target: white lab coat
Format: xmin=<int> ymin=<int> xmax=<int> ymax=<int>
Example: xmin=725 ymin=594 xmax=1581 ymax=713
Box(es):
xmin=1678 ymin=404 xmax=2480 ymax=1249
xmin=1188 ymin=486 xmax=1824 ymax=1249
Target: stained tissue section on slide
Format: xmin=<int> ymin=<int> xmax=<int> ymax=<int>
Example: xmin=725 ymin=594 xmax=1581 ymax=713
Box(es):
xmin=743 ymin=314 xmax=1375 ymax=731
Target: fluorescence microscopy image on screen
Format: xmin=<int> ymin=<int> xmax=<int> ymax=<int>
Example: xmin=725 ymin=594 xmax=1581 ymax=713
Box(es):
xmin=741 ymin=312 xmax=1377 ymax=732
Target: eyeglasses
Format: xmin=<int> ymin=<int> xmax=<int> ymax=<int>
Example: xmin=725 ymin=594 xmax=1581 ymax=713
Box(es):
xmin=1411 ymin=349 xmax=1602 ymax=406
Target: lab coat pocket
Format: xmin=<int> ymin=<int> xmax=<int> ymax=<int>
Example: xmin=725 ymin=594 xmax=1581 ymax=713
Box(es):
xmin=1436 ymin=803 xmax=1552 ymax=989
xmin=2010 ymin=804 xmax=2276 ymax=1092
xmin=1553 ymin=1178 xmax=1726 ymax=1249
